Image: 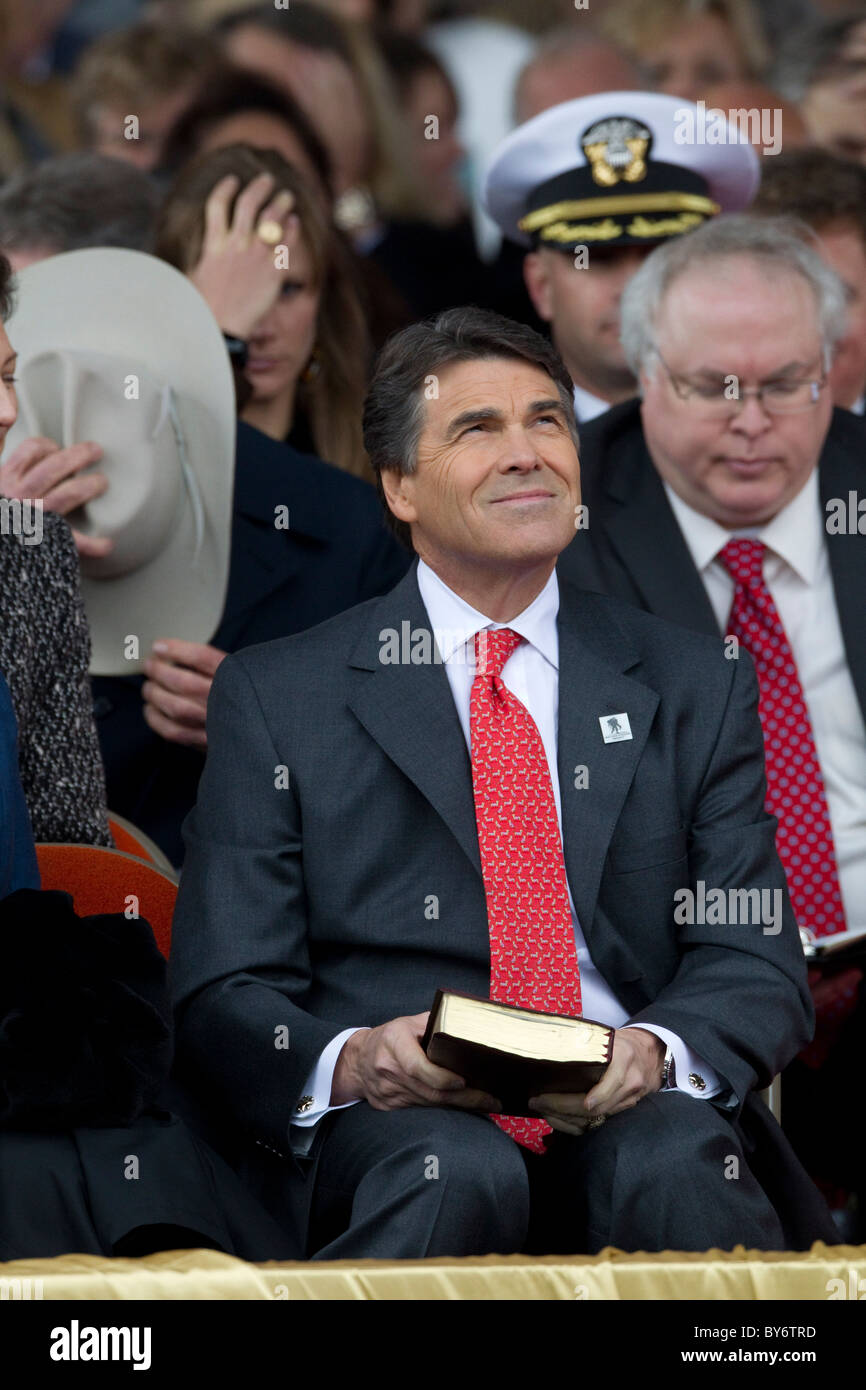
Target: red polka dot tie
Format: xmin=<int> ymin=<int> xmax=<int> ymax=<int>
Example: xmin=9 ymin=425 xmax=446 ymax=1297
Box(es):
xmin=719 ymin=539 xmax=846 ymax=936
xmin=470 ymin=627 xmax=582 ymax=1154
xmin=720 ymin=540 xmax=860 ymax=1069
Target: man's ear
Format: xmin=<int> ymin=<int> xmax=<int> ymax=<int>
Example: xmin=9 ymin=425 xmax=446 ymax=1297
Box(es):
xmin=523 ymin=250 xmax=554 ymax=322
xmin=380 ymin=467 xmax=418 ymax=525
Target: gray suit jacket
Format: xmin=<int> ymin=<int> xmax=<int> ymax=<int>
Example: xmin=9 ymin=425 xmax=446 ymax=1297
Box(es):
xmin=170 ymin=564 xmax=812 ymax=1178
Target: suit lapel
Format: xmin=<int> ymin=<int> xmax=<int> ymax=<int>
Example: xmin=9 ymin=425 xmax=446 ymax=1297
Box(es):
xmin=346 ymin=567 xmax=482 ymax=876
xmin=556 ymin=591 xmax=659 ymax=942
xmin=601 ymin=432 xmax=720 ymax=636
xmin=820 ymin=423 xmax=866 ymax=726
xmin=348 ymin=571 xmax=663 ymax=930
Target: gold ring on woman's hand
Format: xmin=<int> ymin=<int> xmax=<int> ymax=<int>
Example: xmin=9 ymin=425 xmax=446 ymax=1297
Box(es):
xmin=256 ymin=219 xmax=283 ymax=245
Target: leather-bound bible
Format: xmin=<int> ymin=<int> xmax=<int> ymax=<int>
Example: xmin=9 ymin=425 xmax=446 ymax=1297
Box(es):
xmin=422 ymin=989 xmax=614 ymax=1116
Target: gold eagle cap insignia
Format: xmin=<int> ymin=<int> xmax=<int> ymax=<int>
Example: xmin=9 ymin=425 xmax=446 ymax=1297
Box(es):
xmin=581 ymin=116 xmax=652 ymax=187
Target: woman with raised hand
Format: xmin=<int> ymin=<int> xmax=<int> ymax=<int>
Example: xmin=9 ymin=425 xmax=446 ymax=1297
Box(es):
xmin=155 ymin=142 xmax=371 ymax=478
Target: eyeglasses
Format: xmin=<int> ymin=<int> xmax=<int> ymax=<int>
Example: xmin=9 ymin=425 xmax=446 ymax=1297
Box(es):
xmin=651 ymin=346 xmax=827 ymax=418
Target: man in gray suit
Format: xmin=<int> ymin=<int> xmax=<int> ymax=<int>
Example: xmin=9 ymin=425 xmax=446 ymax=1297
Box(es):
xmin=170 ymin=307 xmax=836 ymax=1259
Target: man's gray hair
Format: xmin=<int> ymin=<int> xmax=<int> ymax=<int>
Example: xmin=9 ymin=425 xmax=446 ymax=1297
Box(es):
xmin=0 ymin=154 xmax=158 ymax=256
xmin=619 ymin=214 xmax=849 ymax=381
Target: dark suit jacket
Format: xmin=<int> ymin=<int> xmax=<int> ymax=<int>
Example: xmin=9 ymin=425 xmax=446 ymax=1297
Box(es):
xmin=558 ymin=400 xmax=866 ymax=727
xmin=171 ymin=563 xmax=818 ymax=1245
xmin=92 ymin=422 xmax=411 ymax=865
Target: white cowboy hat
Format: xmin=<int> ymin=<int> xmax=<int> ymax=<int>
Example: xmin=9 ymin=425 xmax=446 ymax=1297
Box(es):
xmin=4 ymin=247 xmax=235 ymax=676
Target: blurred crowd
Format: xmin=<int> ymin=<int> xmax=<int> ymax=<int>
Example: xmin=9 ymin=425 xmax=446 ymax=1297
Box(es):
xmin=1 ymin=0 xmax=866 ymax=1259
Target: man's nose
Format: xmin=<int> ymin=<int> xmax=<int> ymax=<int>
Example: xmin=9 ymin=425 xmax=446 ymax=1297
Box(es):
xmin=730 ymin=392 xmax=773 ymax=434
xmin=497 ymin=428 xmax=544 ymax=469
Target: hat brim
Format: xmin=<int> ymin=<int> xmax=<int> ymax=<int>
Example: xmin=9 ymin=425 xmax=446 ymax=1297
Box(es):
xmin=483 ymin=92 xmax=761 ymax=248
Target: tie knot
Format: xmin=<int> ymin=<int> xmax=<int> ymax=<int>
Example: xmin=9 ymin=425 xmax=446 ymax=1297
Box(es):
xmin=719 ymin=537 xmax=765 ymax=588
xmin=474 ymin=627 xmax=523 ymax=679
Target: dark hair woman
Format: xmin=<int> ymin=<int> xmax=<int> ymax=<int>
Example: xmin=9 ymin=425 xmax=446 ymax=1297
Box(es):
xmin=155 ymin=143 xmax=372 ymax=478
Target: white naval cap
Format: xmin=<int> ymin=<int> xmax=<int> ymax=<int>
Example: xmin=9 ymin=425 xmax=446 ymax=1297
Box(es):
xmin=483 ymin=91 xmax=761 ymax=250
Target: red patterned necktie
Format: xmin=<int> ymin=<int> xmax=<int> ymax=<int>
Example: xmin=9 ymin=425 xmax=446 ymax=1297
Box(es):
xmin=720 ymin=539 xmax=859 ymax=1069
xmin=719 ymin=538 xmax=846 ymax=935
xmin=469 ymin=627 xmax=582 ymax=1154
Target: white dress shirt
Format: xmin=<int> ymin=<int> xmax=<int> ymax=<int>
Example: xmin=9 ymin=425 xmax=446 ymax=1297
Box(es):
xmin=291 ymin=561 xmax=722 ymax=1142
xmin=572 ymin=383 xmax=612 ymax=424
xmin=663 ymin=469 xmax=866 ymax=930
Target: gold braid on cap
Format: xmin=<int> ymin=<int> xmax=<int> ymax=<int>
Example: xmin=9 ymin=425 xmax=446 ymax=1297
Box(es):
xmin=519 ymin=190 xmax=720 ymax=237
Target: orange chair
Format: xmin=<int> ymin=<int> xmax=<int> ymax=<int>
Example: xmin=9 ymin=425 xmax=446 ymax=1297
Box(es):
xmin=34 ymin=844 xmax=177 ymax=959
xmin=107 ymin=813 xmax=178 ymax=877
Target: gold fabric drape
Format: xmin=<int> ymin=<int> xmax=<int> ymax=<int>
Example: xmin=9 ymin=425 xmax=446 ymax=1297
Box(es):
xmin=2 ymin=1243 xmax=865 ymax=1300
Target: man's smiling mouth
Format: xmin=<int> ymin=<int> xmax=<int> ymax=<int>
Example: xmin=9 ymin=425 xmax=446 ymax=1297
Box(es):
xmin=490 ymin=490 xmax=555 ymax=503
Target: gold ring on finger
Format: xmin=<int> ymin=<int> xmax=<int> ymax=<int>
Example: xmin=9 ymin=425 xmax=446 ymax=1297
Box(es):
xmin=256 ymin=219 xmax=283 ymax=245
xmin=587 ymin=1115 xmax=607 ymax=1130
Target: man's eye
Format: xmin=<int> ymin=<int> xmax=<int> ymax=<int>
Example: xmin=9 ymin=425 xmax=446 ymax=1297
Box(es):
xmin=765 ymin=381 xmax=800 ymax=396
xmin=534 ymin=414 xmax=560 ymax=425
xmin=280 ymin=282 xmax=302 ymax=298
xmin=2 ymin=375 xmax=16 ymax=385
xmin=693 ymin=382 xmax=725 ymax=400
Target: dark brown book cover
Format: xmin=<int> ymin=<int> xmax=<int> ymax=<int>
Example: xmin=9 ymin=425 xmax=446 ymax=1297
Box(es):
xmin=421 ymin=989 xmax=614 ymax=1117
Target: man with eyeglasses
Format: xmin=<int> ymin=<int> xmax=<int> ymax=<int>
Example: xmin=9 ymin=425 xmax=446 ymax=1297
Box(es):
xmin=559 ymin=213 xmax=866 ymax=1233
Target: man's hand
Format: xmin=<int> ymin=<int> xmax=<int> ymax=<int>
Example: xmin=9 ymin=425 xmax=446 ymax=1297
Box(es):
xmin=0 ymin=436 xmax=113 ymax=557
xmin=330 ymin=1012 xmax=502 ymax=1113
xmin=529 ymin=1027 xmax=665 ymax=1136
xmin=187 ymin=172 xmax=299 ymax=341
xmin=141 ymin=638 xmax=228 ymax=748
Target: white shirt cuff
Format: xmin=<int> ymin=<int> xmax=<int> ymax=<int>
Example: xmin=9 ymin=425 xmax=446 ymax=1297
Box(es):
xmin=290 ymin=1027 xmax=368 ymax=1127
xmin=623 ymin=1023 xmax=723 ymax=1099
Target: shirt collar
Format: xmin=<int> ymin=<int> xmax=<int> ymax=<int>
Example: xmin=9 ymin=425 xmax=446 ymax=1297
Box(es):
xmin=416 ymin=558 xmax=560 ymax=670
xmin=663 ymin=469 xmax=822 ymax=585
xmin=572 ymin=382 xmax=611 ymax=423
